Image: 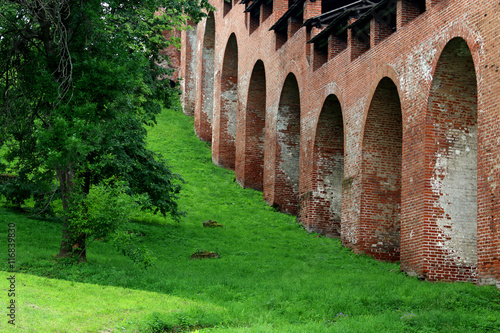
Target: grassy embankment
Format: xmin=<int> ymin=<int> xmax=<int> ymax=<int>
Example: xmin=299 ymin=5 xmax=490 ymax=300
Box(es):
xmin=1 ymin=102 xmax=499 ymax=332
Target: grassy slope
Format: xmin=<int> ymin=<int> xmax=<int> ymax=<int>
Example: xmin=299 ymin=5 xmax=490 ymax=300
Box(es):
xmin=1 ymin=104 xmax=500 ymax=332
xmin=0 ymin=270 xmax=225 ymax=332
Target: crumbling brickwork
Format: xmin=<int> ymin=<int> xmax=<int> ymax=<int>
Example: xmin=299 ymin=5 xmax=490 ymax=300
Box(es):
xmin=178 ymin=0 xmax=500 ymax=287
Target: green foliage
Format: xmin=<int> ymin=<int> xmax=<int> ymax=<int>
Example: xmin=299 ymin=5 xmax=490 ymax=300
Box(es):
xmin=144 ymin=312 xmax=222 ymax=332
xmin=0 ymin=0 xmax=213 ymax=259
xmin=64 ymin=180 xmax=136 ymax=239
xmin=111 ymin=230 xmax=157 ymax=269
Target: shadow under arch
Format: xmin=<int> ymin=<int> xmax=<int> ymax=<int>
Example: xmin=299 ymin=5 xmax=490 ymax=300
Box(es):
xmin=196 ymin=12 xmax=216 ymax=142
xmin=302 ymin=94 xmax=344 ymax=236
xmin=274 ymin=73 xmax=301 ymax=215
xmin=217 ymin=33 xmax=239 ymax=170
xmin=182 ymin=21 xmax=198 ymax=116
xmin=359 ymin=77 xmax=402 ymax=262
xmin=423 ymin=37 xmax=478 ymax=281
xmin=237 ymin=59 xmax=266 ymax=191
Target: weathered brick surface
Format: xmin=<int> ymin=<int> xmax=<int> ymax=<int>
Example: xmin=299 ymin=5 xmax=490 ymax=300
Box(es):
xmin=160 ymin=29 xmax=181 ymax=82
xmin=359 ymin=77 xmax=402 ymax=262
xmin=236 ymin=60 xmax=266 ymax=191
xmin=178 ymin=0 xmax=500 ymax=287
xmin=180 ymin=22 xmax=198 ymax=116
xmin=195 ymin=12 xmax=216 ymax=142
xmin=213 ymin=33 xmax=238 ymax=169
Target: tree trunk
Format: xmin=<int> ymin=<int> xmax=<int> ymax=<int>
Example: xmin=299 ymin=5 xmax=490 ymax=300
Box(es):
xmin=56 ymin=167 xmax=87 ymax=263
xmin=58 ymin=224 xmax=87 ymax=263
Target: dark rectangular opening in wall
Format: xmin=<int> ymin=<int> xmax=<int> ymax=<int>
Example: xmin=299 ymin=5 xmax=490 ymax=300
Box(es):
xmin=375 ymin=3 xmax=397 ymax=29
xmin=262 ymin=0 xmax=273 ymax=21
xmin=351 ymin=23 xmax=370 ymax=61
xmin=414 ymin=0 xmax=426 ymax=13
xmin=329 ymin=32 xmax=347 ymax=59
xmin=250 ymin=9 xmax=260 ymax=34
xmin=399 ymin=0 xmax=425 ymax=27
xmin=372 ymin=18 xmax=394 ymax=45
xmin=224 ymin=0 xmax=233 ymax=16
xmin=313 ymin=40 xmax=328 ymax=71
xmin=288 ymin=12 xmax=303 ymax=36
xmin=372 ymin=1 xmax=397 ymax=44
xmin=276 ymin=27 xmax=287 ymax=49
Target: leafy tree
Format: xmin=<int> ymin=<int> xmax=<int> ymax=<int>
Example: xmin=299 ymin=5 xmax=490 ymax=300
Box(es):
xmin=0 ymin=0 xmax=212 ymax=263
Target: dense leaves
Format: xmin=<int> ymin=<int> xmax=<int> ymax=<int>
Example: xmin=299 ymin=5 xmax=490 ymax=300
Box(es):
xmin=0 ymin=0 xmax=212 ymax=262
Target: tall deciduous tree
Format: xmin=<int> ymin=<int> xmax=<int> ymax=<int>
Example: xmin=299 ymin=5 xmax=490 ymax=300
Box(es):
xmin=0 ymin=0 xmax=212 ymax=263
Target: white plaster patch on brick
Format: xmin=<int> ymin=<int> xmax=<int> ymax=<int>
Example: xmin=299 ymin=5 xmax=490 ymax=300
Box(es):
xmin=433 ymin=126 xmax=478 ymax=266
xmin=376 ymin=202 xmax=401 ymax=228
xmin=314 ymin=154 xmax=344 ymax=220
xmin=180 ymin=79 xmax=186 ymax=104
xmin=345 ymin=97 xmax=366 ymax=172
xmin=491 ymin=164 xmax=500 ymax=192
xmin=196 ymin=18 xmax=205 ymax=53
xmin=202 ymin=48 xmax=215 ymax=123
xmin=221 ymin=81 xmax=238 ymax=139
xmin=211 ymin=73 xmax=220 ymax=126
xmin=379 ymin=171 xmax=400 ymax=192
xmin=342 ymin=174 xmax=361 ymax=245
xmin=186 ymin=29 xmax=198 ymax=109
xmin=324 ymin=81 xmax=339 ymax=97
xmin=401 ymin=40 xmax=436 ymax=100
xmin=187 ymin=28 xmax=198 ymax=75
xmin=197 ymin=33 xmax=202 ymax=53
xmin=277 ymin=105 xmax=300 ymax=191
xmin=266 ymin=101 xmax=279 ymax=131
xmin=302 ymin=108 xmax=318 ymax=156
xmin=240 ymin=68 xmax=250 ymax=93
xmin=342 ymin=219 xmax=358 ymax=244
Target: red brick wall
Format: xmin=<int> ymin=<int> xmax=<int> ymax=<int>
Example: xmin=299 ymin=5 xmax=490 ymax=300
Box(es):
xmin=423 ymin=37 xmax=478 ymax=281
xmin=194 ymin=12 xmax=215 ymax=142
xmin=161 ymin=29 xmax=181 ymax=82
xmin=180 ymin=22 xmax=198 ymax=116
xmin=178 ymin=0 xmax=500 ymax=287
xmin=235 ymin=60 xmax=266 ymax=191
xmin=274 ymin=73 xmax=301 ymax=215
xmin=359 ymin=77 xmax=402 ymax=262
xmin=213 ymin=34 xmax=238 ymax=169
xmin=302 ymin=94 xmax=344 ymax=237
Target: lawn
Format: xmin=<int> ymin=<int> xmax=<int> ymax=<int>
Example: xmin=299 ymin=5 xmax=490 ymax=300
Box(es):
xmin=1 ymin=101 xmax=499 ymax=332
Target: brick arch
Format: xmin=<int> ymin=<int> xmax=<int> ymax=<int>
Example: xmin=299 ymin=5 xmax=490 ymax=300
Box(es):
xmin=215 ymin=33 xmax=239 ymax=169
xmin=301 ymin=82 xmax=345 ymax=195
xmin=360 ymin=65 xmax=404 ymax=133
xmin=181 ymin=21 xmax=198 ymax=116
xmin=302 ymin=94 xmax=344 ymax=237
xmin=274 ymin=73 xmax=301 ymax=215
xmin=195 ymin=12 xmax=216 ymax=142
xmin=359 ymin=77 xmax=402 ymax=262
xmin=311 ymin=82 xmax=347 ymax=137
xmin=423 ymin=26 xmax=483 ymax=107
xmin=423 ymin=37 xmax=478 ymax=282
xmin=236 ymin=59 xmax=266 ymax=191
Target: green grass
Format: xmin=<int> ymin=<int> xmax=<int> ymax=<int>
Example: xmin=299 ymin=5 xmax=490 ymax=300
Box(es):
xmin=0 ymin=271 xmax=227 ymax=332
xmin=1 ymin=101 xmax=500 ymax=332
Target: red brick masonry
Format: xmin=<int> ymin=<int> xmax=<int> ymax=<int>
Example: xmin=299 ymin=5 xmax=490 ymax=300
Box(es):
xmin=177 ymin=0 xmax=500 ymax=287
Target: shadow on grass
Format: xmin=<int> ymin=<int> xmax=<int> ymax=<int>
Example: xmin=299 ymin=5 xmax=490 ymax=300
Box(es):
xmin=1 ymin=104 xmax=500 ymax=332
